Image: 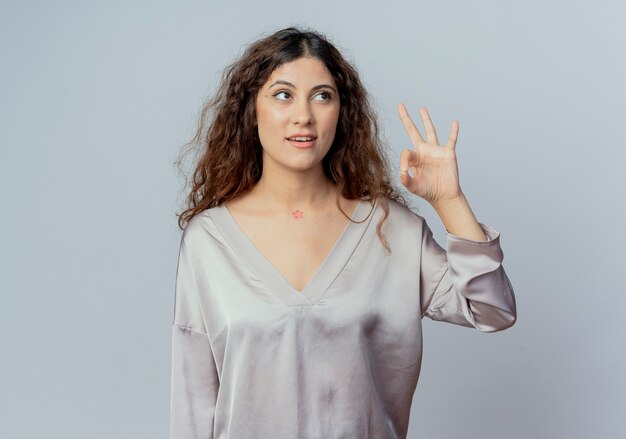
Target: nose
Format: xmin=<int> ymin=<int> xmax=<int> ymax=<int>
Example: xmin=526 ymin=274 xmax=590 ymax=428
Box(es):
xmin=291 ymin=99 xmax=313 ymax=125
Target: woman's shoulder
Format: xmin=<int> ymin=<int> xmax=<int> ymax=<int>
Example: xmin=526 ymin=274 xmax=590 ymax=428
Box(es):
xmin=380 ymin=196 xmax=427 ymax=227
xmin=180 ymin=205 xmax=224 ymax=245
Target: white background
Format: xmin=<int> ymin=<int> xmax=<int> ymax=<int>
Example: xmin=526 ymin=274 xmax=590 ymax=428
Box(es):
xmin=2 ymin=0 xmax=624 ymax=437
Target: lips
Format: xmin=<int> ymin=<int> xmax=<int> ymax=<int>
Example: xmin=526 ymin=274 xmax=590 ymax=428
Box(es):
xmin=286 ymin=136 xmax=316 ymax=148
xmin=285 ymin=134 xmax=317 ymax=142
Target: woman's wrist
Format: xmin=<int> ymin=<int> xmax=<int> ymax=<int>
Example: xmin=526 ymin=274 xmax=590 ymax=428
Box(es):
xmin=431 ymin=192 xmax=487 ymax=241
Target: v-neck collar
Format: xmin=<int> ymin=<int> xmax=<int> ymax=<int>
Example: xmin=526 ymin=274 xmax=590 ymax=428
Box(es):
xmin=208 ymin=198 xmax=377 ymax=306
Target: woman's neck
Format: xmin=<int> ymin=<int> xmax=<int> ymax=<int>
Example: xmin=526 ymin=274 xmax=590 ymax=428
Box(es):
xmin=250 ymin=165 xmax=338 ymax=212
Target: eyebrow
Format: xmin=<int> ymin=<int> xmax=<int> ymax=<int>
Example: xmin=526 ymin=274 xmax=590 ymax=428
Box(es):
xmin=268 ymin=80 xmax=337 ymax=93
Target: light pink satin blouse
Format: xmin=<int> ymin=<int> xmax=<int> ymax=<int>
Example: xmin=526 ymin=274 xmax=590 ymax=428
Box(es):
xmin=170 ymin=198 xmax=517 ymax=439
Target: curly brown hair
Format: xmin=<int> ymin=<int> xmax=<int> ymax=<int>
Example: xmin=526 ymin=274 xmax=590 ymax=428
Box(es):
xmin=175 ymin=26 xmax=414 ymax=253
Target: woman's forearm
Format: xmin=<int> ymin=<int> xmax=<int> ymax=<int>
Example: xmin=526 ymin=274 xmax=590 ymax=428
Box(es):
xmin=430 ymin=191 xmax=487 ymax=241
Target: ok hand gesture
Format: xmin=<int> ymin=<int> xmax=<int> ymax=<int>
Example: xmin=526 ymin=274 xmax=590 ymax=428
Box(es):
xmin=397 ymin=104 xmax=462 ymax=206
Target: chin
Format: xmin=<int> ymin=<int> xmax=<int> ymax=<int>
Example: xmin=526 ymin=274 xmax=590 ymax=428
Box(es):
xmin=264 ymin=149 xmax=326 ymax=170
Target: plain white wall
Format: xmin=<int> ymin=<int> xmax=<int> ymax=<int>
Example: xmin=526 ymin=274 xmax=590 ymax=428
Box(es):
xmin=1 ymin=0 xmax=624 ymax=438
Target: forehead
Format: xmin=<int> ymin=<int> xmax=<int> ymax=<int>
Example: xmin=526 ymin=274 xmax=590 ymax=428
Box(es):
xmin=264 ymin=57 xmax=335 ymax=87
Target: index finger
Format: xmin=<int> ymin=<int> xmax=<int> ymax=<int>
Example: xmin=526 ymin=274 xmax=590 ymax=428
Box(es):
xmin=397 ymin=103 xmax=425 ymax=146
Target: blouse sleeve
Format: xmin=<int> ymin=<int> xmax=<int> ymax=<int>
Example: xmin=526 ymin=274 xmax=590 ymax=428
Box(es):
xmin=170 ymin=236 xmax=220 ymax=439
xmin=419 ymin=219 xmax=517 ymax=332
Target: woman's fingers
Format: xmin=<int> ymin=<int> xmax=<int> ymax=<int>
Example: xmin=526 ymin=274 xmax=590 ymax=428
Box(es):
xmin=419 ymin=107 xmax=440 ymax=145
xmin=398 ymin=103 xmax=459 ymax=150
xmin=397 ymin=103 xmax=425 ymax=146
xmin=446 ymin=120 xmax=459 ymax=150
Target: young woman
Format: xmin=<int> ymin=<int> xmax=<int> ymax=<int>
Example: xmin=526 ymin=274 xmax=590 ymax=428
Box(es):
xmin=170 ymin=26 xmax=517 ymax=439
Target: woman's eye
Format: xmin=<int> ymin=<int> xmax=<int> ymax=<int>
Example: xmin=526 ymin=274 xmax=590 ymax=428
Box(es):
xmin=314 ymin=91 xmax=333 ymax=102
xmin=274 ymin=91 xmax=291 ymax=101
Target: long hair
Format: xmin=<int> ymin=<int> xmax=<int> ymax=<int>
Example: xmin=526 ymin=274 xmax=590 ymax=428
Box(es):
xmin=175 ymin=26 xmax=413 ymax=253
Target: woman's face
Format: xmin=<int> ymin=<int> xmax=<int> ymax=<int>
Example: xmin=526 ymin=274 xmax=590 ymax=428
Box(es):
xmin=255 ymin=56 xmax=340 ymax=173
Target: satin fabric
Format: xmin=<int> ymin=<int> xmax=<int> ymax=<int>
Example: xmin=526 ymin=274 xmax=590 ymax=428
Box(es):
xmin=170 ymin=198 xmax=517 ymax=439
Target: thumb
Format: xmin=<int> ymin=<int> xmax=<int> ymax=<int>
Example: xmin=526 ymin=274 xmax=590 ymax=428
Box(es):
xmin=399 ymin=149 xmax=415 ymax=188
